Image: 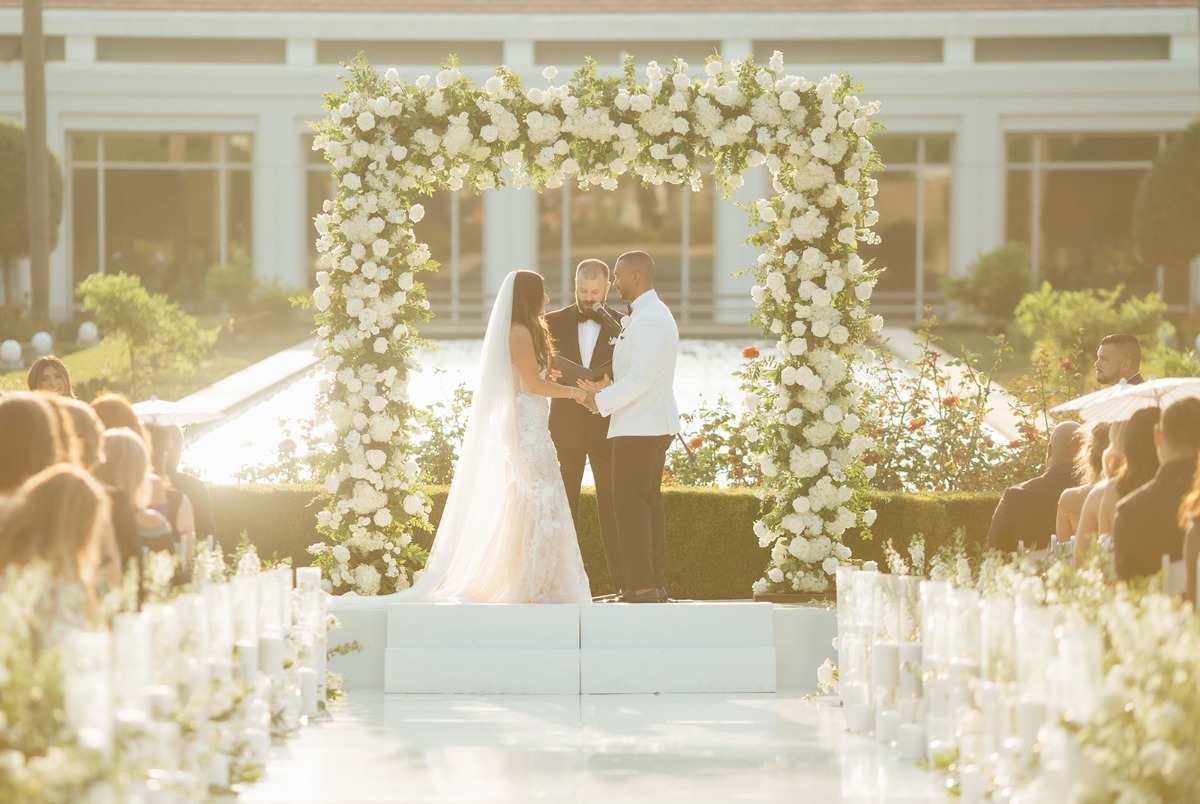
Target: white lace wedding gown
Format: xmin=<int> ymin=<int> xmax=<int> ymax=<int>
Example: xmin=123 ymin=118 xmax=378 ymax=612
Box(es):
xmin=396 ymin=273 xmax=591 ymax=604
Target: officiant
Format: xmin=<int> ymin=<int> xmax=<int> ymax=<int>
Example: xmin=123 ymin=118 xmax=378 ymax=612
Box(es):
xmin=546 ymin=259 xmax=624 ymax=593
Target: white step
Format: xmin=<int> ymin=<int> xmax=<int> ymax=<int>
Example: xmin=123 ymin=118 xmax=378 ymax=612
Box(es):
xmin=579 ymin=602 xmax=775 ymax=693
xmin=385 ymin=604 xmax=581 ymax=694
xmin=334 ymin=597 xmax=835 ymax=696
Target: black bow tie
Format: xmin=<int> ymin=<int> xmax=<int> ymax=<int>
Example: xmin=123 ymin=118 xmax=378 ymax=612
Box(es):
xmin=576 ymin=306 xmax=602 ymax=323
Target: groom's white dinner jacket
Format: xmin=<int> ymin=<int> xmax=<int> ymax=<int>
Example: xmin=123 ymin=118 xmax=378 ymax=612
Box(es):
xmin=594 ymin=289 xmax=681 ymax=438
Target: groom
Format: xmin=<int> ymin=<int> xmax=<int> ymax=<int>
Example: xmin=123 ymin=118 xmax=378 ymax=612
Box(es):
xmin=581 ymin=251 xmax=680 ymax=603
xmin=546 ymin=259 xmax=623 ymax=594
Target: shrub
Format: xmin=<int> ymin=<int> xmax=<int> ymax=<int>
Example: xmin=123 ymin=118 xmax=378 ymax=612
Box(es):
xmin=205 ymin=248 xmax=257 ymax=315
xmin=665 ymin=395 xmax=762 ymax=488
xmin=1014 ymin=283 xmax=1167 ymax=396
xmin=76 ymin=272 xmax=216 ymax=398
xmin=209 ymin=483 xmax=1000 ymax=599
xmin=942 ymin=243 xmax=1032 ymax=329
xmin=414 ymin=382 xmax=473 ymax=485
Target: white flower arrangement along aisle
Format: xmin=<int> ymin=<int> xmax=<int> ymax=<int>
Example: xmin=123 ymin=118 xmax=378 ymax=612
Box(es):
xmin=307 ymin=53 xmax=885 ymax=596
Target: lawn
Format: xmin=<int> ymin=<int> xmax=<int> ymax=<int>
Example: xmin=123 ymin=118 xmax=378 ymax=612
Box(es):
xmin=2 ymin=314 xmax=314 ymax=402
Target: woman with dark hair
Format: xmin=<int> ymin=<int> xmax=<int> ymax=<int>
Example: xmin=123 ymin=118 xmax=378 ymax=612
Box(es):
xmin=1113 ymin=407 xmax=1161 ymax=499
xmin=398 ymin=270 xmax=591 ymax=603
xmin=27 ymin=355 xmax=75 ymax=398
xmin=0 ymin=392 xmax=63 ymax=496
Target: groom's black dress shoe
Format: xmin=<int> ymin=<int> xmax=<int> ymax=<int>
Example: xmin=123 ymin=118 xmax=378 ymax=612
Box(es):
xmin=592 ymin=591 xmax=624 ymax=602
xmin=618 ymin=589 xmax=666 ymax=604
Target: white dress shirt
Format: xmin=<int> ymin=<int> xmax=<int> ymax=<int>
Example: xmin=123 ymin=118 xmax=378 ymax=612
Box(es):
xmin=578 ymin=318 xmax=601 ymax=368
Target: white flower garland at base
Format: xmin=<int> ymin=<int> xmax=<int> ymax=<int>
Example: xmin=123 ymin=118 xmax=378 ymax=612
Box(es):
xmin=308 ymin=54 xmax=883 ymax=595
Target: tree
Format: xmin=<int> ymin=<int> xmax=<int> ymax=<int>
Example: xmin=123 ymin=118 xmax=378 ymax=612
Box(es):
xmin=76 ymin=272 xmax=215 ymax=398
xmin=0 ymin=118 xmax=63 ymax=308
xmin=1133 ymin=119 xmax=1200 ymax=273
xmin=942 ymin=243 xmax=1032 ymax=330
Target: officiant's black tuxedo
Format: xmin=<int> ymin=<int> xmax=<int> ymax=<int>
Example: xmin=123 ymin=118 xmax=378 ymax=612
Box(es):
xmin=546 ymin=302 xmax=623 ymax=590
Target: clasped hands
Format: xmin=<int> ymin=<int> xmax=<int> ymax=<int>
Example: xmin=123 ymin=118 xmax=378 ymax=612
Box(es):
xmin=569 ymin=377 xmax=611 ymax=414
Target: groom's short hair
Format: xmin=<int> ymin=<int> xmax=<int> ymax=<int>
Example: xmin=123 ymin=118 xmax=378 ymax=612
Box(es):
xmin=616 ymin=250 xmax=655 ymax=282
xmin=575 ymin=259 xmax=609 ymax=281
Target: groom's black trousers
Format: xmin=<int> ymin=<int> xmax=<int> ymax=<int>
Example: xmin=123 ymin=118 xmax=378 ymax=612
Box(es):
xmin=611 ymin=435 xmax=672 ymax=592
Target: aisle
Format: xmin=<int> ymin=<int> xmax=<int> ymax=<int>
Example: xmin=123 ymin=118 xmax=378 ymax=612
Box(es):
xmin=241 ymin=691 xmax=948 ymax=803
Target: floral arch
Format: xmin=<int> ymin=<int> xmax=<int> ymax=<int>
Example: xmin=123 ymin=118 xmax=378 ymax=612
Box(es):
xmin=307 ymin=54 xmax=884 ymax=596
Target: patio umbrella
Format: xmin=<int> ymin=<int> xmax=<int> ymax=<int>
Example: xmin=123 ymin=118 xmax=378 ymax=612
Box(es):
xmin=1077 ymin=377 xmax=1200 ymax=422
xmin=132 ymin=397 xmax=223 ymax=427
xmin=1049 ymin=381 xmax=1129 ymax=415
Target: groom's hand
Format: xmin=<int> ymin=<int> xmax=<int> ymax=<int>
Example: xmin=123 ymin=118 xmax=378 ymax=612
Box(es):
xmin=579 ymin=390 xmax=599 ymax=414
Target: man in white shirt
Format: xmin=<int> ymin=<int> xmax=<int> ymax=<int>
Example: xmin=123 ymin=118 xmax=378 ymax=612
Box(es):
xmin=581 ymin=251 xmax=680 ymax=603
xmin=546 ymin=260 xmax=622 ymax=595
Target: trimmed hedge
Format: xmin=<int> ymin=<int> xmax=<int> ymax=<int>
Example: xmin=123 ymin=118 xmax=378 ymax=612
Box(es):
xmin=209 ymin=484 xmax=1000 ymax=600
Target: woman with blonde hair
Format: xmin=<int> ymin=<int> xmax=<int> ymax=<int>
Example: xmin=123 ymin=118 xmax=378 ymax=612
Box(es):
xmin=0 ymin=464 xmax=120 ymax=621
xmin=1057 ymin=421 xmax=1110 ymax=541
xmin=95 ymin=428 xmax=176 ymax=565
xmin=1074 ymin=420 xmax=1126 ymax=566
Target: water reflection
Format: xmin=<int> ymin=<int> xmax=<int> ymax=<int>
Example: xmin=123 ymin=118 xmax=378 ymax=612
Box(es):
xmin=183 ymin=339 xmax=764 ymax=484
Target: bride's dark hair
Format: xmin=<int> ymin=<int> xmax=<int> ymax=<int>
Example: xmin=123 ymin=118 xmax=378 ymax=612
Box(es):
xmin=511 ymin=270 xmax=555 ymax=369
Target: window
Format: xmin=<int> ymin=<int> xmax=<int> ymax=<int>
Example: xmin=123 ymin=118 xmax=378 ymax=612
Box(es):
xmin=69 ymin=133 xmax=253 ymax=301
xmin=1005 ymin=132 xmax=1172 ymax=292
xmin=537 ymin=181 xmax=715 ymax=321
xmin=858 ymin=134 xmax=953 ymax=319
xmin=304 ymin=136 xmax=484 ymax=322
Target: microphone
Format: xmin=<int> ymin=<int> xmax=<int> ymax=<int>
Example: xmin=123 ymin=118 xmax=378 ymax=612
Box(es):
xmin=591 ymin=302 xmax=624 ymax=332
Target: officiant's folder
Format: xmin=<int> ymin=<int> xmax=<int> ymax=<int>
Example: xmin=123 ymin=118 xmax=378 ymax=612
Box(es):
xmin=552 ymin=355 xmax=613 ymax=387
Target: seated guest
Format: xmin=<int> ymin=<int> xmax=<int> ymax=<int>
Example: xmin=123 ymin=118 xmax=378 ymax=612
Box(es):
xmin=988 ymin=421 xmax=1082 ymax=553
xmin=55 ymin=397 xmax=106 ymax=473
xmin=147 ymin=422 xmax=215 ymax=544
xmin=0 ymin=464 xmax=121 ymax=623
xmin=26 ymin=355 xmax=76 ymax=398
xmin=145 ymin=423 xmax=197 ymax=560
xmin=1075 ymin=421 xmax=1127 ymax=564
xmin=1113 ymin=398 xmax=1200 ymax=582
xmin=1098 ymin=410 xmax=1159 ymax=539
xmin=91 ymin=393 xmax=170 ymax=517
xmin=1057 ymin=421 xmax=1110 ymax=540
xmin=0 ymin=392 xmax=63 ymax=497
xmin=95 ymin=428 xmax=175 ymax=564
xmin=1179 ymin=465 xmax=1200 ymax=605
xmin=1094 ymin=333 xmax=1144 ymax=386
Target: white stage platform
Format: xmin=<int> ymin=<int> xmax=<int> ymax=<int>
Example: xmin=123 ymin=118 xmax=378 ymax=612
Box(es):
xmin=328 ymin=597 xmax=836 ymax=695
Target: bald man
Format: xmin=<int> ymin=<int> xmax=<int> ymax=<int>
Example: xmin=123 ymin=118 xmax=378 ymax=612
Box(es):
xmin=987 ymin=421 xmax=1082 ymax=553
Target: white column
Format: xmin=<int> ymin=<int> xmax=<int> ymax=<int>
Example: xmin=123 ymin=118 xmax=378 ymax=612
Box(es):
xmin=63 ymin=36 xmax=96 ymax=63
xmin=713 ymin=166 xmax=766 ymax=325
xmin=252 ymin=111 xmax=307 ymax=288
xmin=47 ymin=109 xmax=72 ymax=320
xmin=286 ymin=38 xmax=317 ymax=67
xmin=482 ymin=186 xmax=537 ymax=296
xmin=950 ymin=106 xmax=1004 ymax=280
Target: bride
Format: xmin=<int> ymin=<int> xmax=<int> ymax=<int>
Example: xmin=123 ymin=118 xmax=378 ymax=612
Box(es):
xmin=399 ymin=270 xmax=593 ymax=603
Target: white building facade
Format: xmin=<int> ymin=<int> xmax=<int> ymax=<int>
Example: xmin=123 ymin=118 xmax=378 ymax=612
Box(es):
xmin=0 ymin=1 xmax=1196 ymax=330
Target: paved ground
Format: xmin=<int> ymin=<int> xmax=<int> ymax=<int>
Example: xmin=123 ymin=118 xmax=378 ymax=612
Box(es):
xmin=241 ymin=690 xmax=948 ymax=803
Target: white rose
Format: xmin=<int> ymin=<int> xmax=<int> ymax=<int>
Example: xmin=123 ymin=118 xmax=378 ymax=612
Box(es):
xmin=837 ymin=227 xmax=856 ymax=245
xmin=744 ymin=392 xmax=760 ymax=410
xmin=863 ymin=510 xmax=878 ymax=526
xmin=374 ymin=338 xmax=388 ymax=354
xmin=485 ymin=75 xmax=504 ymax=95
xmin=356 ymin=111 xmax=376 ymax=132
xmin=822 ymin=557 xmax=839 ymax=575
xmin=542 ymin=66 xmax=558 ymax=81
xmin=343 ymin=173 xmax=362 ymax=191
xmin=481 ymin=124 xmax=499 ymax=142
xmin=314 ymin=290 xmax=330 ymax=311
xmin=403 ymin=494 xmax=424 ymax=515
xmin=671 ymin=153 xmax=688 ymax=170
xmin=767 ymin=567 xmax=785 ymax=583
xmin=332 ymin=544 xmax=351 ymax=564
xmin=823 ymin=405 xmax=844 ymax=424
xmin=705 ymin=61 xmax=723 ymax=77
xmin=816 ymin=660 xmax=834 ymax=688
xmin=373 ymin=509 xmax=393 ymax=528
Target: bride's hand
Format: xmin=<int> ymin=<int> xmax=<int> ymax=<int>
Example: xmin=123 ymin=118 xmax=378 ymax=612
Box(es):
xmin=579 ymin=377 xmax=612 ymax=392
